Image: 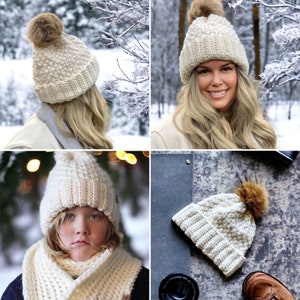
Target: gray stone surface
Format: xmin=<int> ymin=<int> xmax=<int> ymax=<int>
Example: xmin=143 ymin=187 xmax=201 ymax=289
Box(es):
xmin=151 ymin=151 xmax=300 ymax=299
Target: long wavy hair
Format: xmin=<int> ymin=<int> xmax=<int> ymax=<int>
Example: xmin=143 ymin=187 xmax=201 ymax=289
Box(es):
xmin=51 ymin=84 xmax=113 ymax=149
xmin=173 ymin=68 xmax=277 ymax=149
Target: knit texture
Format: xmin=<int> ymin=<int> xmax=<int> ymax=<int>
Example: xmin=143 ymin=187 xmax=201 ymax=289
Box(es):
xmin=29 ymin=14 xmax=99 ymax=104
xmin=22 ymin=239 xmax=142 ymax=299
xmin=40 ymin=151 xmax=118 ymax=234
xmin=172 ymin=193 xmax=256 ymax=277
xmin=179 ymin=14 xmax=249 ymax=83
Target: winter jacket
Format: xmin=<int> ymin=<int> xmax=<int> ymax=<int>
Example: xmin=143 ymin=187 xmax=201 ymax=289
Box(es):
xmin=151 ymin=114 xmax=193 ymax=149
xmin=5 ymin=103 xmax=82 ymax=149
xmin=5 ymin=114 xmax=63 ymax=149
xmin=1 ymin=267 xmax=149 ymax=300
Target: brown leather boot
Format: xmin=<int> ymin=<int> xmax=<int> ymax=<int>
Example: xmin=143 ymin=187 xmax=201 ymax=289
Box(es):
xmin=242 ymin=271 xmax=295 ymax=300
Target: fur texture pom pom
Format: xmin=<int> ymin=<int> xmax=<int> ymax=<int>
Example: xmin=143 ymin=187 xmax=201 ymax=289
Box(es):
xmin=28 ymin=13 xmax=63 ymax=48
xmin=234 ymin=180 xmax=269 ymax=221
xmin=187 ymin=0 xmax=224 ymax=25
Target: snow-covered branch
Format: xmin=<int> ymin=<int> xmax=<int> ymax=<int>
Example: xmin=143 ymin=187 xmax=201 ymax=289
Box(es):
xmin=85 ymin=0 xmax=149 ymax=133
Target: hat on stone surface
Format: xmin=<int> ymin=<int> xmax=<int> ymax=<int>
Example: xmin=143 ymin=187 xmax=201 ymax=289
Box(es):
xmin=172 ymin=180 xmax=268 ymax=277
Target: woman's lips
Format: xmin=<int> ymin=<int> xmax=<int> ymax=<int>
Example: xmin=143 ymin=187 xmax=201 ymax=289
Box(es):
xmin=208 ymin=89 xmax=227 ymax=99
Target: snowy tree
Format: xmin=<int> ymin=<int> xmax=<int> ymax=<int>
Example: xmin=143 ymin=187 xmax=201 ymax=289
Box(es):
xmin=219 ymin=0 xmax=300 ymax=119
xmin=259 ymin=1 xmax=300 ymax=92
xmin=151 ymin=0 xmax=181 ymax=118
xmin=0 ymin=0 xmax=31 ymax=59
xmin=85 ymin=0 xmax=149 ymax=135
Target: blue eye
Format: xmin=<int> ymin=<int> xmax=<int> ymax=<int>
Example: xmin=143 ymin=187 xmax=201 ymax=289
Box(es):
xmin=64 ymin=213 xmax=74 ymax=221
xmin=90 ymin=213 xmax=104 ymax=220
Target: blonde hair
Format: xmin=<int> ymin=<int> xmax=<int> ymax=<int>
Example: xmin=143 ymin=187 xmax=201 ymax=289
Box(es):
xmin=174 ymin=68 xmax=277 ymax=149
xmin=46 ymin=209 xmax=121 ymax=258
xmin=52 ymin=85 xmax=113 ymax=149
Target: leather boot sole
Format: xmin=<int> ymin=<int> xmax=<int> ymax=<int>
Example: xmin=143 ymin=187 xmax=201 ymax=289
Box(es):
xmin=242 ymin=271 xmax=295 ymax=300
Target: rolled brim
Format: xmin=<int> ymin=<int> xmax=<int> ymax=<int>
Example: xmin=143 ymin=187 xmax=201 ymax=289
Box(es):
xmin=172 ymin=203 xmax=246 ymax=277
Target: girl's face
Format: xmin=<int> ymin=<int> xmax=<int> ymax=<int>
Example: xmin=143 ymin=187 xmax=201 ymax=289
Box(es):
xmin=196 ymin=60 xmax=238 ymax=113
xmin=58 ymin=206 xmax=109 ymax=261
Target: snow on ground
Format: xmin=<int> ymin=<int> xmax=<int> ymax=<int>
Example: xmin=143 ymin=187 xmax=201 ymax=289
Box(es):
xmin=0 ymin=126 xmax=149 ymax=149
xmin=0 ymin=48 xmax=147 ymax=148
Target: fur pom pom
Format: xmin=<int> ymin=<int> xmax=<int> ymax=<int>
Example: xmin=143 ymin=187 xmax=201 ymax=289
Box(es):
xmin=187 ymin=0 xmax=224 ymax=25
xmin=28 ymin=13 xmax=63 ymax=48
xmin=234 ymin=180 xmax=269 ymax=221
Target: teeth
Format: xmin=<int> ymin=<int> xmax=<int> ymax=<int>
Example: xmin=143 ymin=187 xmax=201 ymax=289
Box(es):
xmin=210 ymin=91 xmax=226 ymax=96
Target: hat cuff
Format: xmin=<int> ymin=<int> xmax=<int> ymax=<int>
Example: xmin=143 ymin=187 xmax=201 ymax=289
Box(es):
xmin=35 ymin=54 xmax=99 ymax=104
xmin=40 ymin=179 xmax=118 ymax=234
xmin=172 ymin=203 xmax=246 ymax=277
xmin=179 ymin=35 xmax=249 ymax=84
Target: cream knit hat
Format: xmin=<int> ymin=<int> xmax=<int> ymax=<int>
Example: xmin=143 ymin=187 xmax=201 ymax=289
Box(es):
xmin=28 ymin=13 xmax=99 ymax=104
xmin=179 ymin=0 xmax=249 ymax=84
xmin=40 ymin=151 xmax=118 ymax=234
xmin=172 ymin=181 xmax=268 ymax=277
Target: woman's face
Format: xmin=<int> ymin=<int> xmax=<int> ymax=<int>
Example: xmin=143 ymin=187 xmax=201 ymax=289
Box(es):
xmin=58 ymin=206 xmax=109 ymax=261
xmin=196 ymin=60 xmax=238 ymax=112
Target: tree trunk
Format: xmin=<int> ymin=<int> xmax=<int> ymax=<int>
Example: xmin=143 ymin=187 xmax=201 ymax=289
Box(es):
xmin=179 ymin=0 xmax=187 ymax=52
xmin=253 ymin=3 xmax=261 ymax=80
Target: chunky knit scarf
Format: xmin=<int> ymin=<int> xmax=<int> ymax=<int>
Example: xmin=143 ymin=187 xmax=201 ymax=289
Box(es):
xmin=22 ymin=239 xmax=142 ymax=300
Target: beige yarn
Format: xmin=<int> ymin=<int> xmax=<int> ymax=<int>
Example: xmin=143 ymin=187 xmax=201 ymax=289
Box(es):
xmin=40 ymin=151 xmax=118 ymax=234
xmin=172 ymin=193 xmax=256 ymax=277
xmin=30 ymin=19 xmax=99 ymax=104
xmin=179 ymin=14 xmax=249 ymax=83
xmin=55 ymin=251 xmax=103 ymax=279
xmin=22 ymin=239 xmax=142 ymax=299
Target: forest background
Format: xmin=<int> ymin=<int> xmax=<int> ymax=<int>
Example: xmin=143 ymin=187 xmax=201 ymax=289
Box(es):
xmin=151 ymin=0 xmax=300 ymax=148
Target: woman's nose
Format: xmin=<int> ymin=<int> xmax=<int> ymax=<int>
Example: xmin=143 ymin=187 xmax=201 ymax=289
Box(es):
xmin=211 ymin=72 xmax=223 ymax=86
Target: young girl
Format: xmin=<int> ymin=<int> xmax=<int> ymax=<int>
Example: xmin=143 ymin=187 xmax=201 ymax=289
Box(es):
xmin=151 ymin=0 xmax=277 ymax=149
xmin=5 ymin=13 xmax=113 ymax=149
xmin=1 ymin=151 xmax=149 ymax=299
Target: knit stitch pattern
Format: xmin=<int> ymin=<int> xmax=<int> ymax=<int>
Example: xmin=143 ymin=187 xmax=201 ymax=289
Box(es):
xmin=179 ymin=14 xmax=249 ymax=83
xmin=22 ymin=239 xmax=142 ymax=299
xmin=40 ymin=151 xmax=118 ymax=234
xmin=172 ymin=193 xmax=256 ymax=277
xmin=32 ymin=32 xmax=99 ymax=104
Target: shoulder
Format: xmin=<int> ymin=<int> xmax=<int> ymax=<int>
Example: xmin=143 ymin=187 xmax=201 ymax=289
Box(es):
xmin=131 ymin=267 xmax=149 ymax=300
xmin=151 ymin=114 xmax=192 ymax=149
xmin=1 ymin=274 xmax=23 ymax=300
xmin=5 ymin=114 xmax=62 ymax=149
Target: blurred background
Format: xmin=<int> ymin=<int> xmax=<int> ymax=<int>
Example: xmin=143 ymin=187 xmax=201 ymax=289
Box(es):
xmin=0 ymin=150 xmax=149 ymax=295
xmin=0 ymin=0 xmax=149 ymax=148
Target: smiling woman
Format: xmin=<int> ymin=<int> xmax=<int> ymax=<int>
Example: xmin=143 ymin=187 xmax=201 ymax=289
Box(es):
xmin=196 ymin=60 xmax=238 ymax=112
xmin=151 ymin=0 xmax=277 ymax=149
